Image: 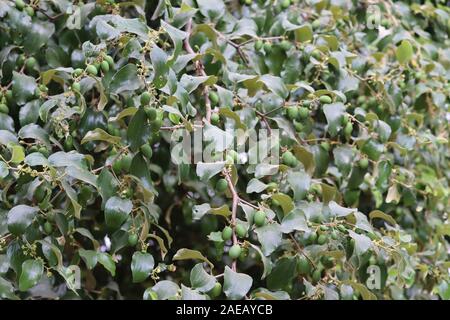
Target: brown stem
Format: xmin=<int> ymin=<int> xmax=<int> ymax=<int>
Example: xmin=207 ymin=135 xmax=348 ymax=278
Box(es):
xmin=184 ymin=19 xmax=211 ymax=123
xmin=223 ymin=169 xmax=238 ymax=271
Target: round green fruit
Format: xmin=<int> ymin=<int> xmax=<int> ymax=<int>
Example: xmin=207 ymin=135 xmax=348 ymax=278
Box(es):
xmin=211 ymin=113 xmax=220 ymax=125
xmin=229 ymin=244 xmax=242 ymax=259
xmin=43 ymin=222 xmax=53 ymax=235
xmin=86 ymin=64 xmax=98 ymax=76
xmin=254 ymin=210 xmax=266 ymax=227
xmin=254 ymin=39 xmax=263 ymax=51
xmin=0 ymin=104 xmax=9 ymax=114
xmin=280 ymin=0 xmax=291 ymax=9
xmin=319 ymin=95 xmax=332 ymax=104
xmin=140 ymin=92 xmax=151 ymax=105
xmin=209 ymin=91 xmax=219 ymax=105
xmin=215 ymin=178 xmax=228 ymax=193
xmin=235 ymin=224 xmax=246 ymax=238
xmin=320 ymin=142 xmax=330 ymax=152
xmin=25 ymin=6 xmax=34 ymax=17
xmin=222 ymin=226 xmax=233 ymax=241
xmin=72 ymin=82 xmax=81 ymax=92
xmin=282 ymin=151 xmax=297 ymax=167
xmin=263 ymin=42 xmax=272 ymax=54
xmin=298 ymin=107 xmax=310 ymax=120
xmin=208 ymin=282 xmax=222 ymax=298
xmin=25 ymin=57 xmax=36 ymax=70
xmin=128 ymin=233 xmax=138 ymax=246
xmin=297 ymin=256 xmax=311 ymax=275
xmin=145 ymin=107 xmax=157 ymax=121
xmin=358 ymin=158 xmax=369 ymax=169
xmin=286 ymin=106 xmax=298 ymax=120
xmin=317 ymin=234 xmax=328 ymax=245
xmin=150 ymin=119 xmax=162 ymax=132
xmin=15 ymin=0 xmax=25 ymax=10
xmin=140 ymin=144 xmax=153 ymax=160
xmin=100 ymin=60 xmax=110 ymax=72
xmin=105 ymin=55 xmax=114 ymax=68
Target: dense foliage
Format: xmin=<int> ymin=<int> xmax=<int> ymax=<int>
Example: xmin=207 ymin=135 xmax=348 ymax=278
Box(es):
xmin=0 ymin=0 xmax=449 ymax=300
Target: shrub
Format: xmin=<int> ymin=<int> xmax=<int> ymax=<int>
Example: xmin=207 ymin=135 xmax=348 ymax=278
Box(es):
xmin=0 ymin=0 xmax=449 ymax=300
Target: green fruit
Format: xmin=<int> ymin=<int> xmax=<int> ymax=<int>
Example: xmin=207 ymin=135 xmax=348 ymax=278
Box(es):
xmin=105 ymin=55 xmax=114 ymax=68
xmin=39 ymin=147 xmax=49 ymax=157
xmin=73 ymin=68 xmax=83 ymax=77
xmin=302 ymin=100 xmax=311 ymax=107
xmin=86 ymin=64 xmax=98 ymax=76
xmin=319 ymin=95 xmax=332 ymax=104
xmin=140 ymin=92 xmax=151 ymax=105
xmin=72 ymin=82 xmax=81 ymax=92
xmin=297 ymin=256 xmax=311 ymax=275
xmin=344 ymin=122 xmax=353 ymax=136
xmin=25 ymin=57 xmax=36 ymax=70
xmin=209 ymin=91 xmax=219 ymax=105
xmin=321 ymin=256 xmax=334 ymax=268
xmin=64 ymin=135 xmax=73 ymax=150
xmin=317 ymin=234 xmax=328 ymax=245
xmin=341 ymin=114 xmax=349 ymax=125
xmin=35 ymin=185 xmax=47 ymax=202
xmin=280 ymin=40 xmax=292 ymax=51
xmin=312 ymin=269 xmax=322 ymax=284
xmin=312 ymin=19 xmax=321 ymax=30
xmin=24 ymin=6 xmax=34 ymax=17
xmin=293 ymin=120 xmax=304 ymax=132
xmin=215 ymin=178 xmax=228 ymax=193
xmin=282 ymin=151 xmax=297 ymax=167
xmin=150 ymin=119 xmax=162 ymax=132
xmin=263 ymin=42 xmax=272 ymax=54
xmin=0 ymin=104 xmax=9 ymax=114
xmin=235 ymin=224 xmax=246 ymax=238
xmin=44 ymin=222 xmax=53 ymax=235
xmin=381 ymin=19 xmax=390 ymax=28
xmin=15 ymin=0 xmax=25 ymax=10
xmin=254 ymin=39 xmax=263 ymax=51
xmin=286 ymin=106 xmax=298 ymax=120
xmin=281 ymin=0 xmax=290 ymax=9
xmin=5 ymin=90 xmax=12 ymax=101
xmin=208 ymin=282 xmax=222 ymax=298
xmin=144 ymin=107 xmax=157 ymax=121
xmin=128 ymin=233 xmax=138 ymax=246
xmin=229 ymin=244 xmax=242 ymax=259
xmin=358 ymin=158 xmax=369 ymax=169
xmin=211 ymin=113 xmax=220 ymax=125
xmin=100 ymin=60 xmax=110 ymax=72
xmin=266 ymin=182 xmax=278 ymax=192
xmin=227 ymin=150 xmax=238 ymax=163
xmin=140 ymin=144 xmax=153 ymax=160
xmin=320 ymin=142 xmax=330 ymax=152
xmin=311 ymin=49 xmax=321 ymax=60
xmin=122 ymin=154 xmax=133 ymax=172
xmin=308 ymin=232 xmax=317 ymax=244
xmin=254 ymin=210 xmax=266 ymax=227
xmin=298 ymin=107 xmax=309 ymax=120
xmin=244 ymin=0 xmax=252 ymax=5
xmin=337 ymin=224 xmax=346 ymax=233
xmin=112 ymin=159 xmax=122 ymax=174
xmin=222 ymin=226 xmax=233 ymax=241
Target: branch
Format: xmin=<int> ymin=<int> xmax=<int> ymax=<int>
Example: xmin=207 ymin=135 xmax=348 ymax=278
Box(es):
xmin=184 ymin=19 xmax=211 ymax=123
xmin=223 ymin=169 xmax=239 ymax=271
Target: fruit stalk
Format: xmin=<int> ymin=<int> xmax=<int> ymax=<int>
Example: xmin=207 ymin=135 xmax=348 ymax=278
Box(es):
xmin=184 ymin=18 xmax=211 ymax=123
xmin=223 ymin=170 xmax=239 ymax=271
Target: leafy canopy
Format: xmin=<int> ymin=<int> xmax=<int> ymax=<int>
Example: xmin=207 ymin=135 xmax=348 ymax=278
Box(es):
xmin=0 ymin=0 xmax=449 ymax=300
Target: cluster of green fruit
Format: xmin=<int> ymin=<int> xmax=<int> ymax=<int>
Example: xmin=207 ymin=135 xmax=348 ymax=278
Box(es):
xmin=14 ymin=0 xmax=35 ymax=16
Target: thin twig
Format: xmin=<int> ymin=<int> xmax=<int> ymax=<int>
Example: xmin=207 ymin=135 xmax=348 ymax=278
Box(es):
xmin=223 ymin=169 xmax=238 ymax=272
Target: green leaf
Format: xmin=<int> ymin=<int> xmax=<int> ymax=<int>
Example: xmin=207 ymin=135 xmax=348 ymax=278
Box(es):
xmin=127 ymin=107 xmax=151 ymax=152
xmin=97 ymin=252 xmax=116 ymax=276
xmin=348 ymin=230 xmax=373 ymax=256
xmin=281 ymin=209 xmax=310 ymax=233
xmin=150 ymin=45 xmax=168 ymax=89
xmin=254 ymin=224 xmax=282 ymax=256
xmin=173 ymin=248 xmax=213 ymax=269
xmin=9 ymin=144 xmax=25 ymax=164
xmin=0 ymin=277 xmax=18 ymax=300
xmin=223 ymin=266 xmax=253 ymax=300
xmin=150 ymin=280 xmax=180 ymax=300
xmin=246 ymin=178 xmax=267 ymax=193
xmin=197 ymin=0 xmax=225 ymax=21
xmin=396 ymin=40 xmax=413 ymax=64
xmin=81 ymin=128 xmax=121 ymax=145
xmin=79 ymin=249 xmax=98 ymax=270
xmin=369 ymin=210 xmax=396 ymax=226
xmin=19 ymin=259 xmax=44 ymax=291
xmin=109 ymin=63 xmax=142 ymax=94
xmin=7 ymin=205 xmax=39 ymax=236
xmin=12 ymin=71 xmax=37 ymax=105
xmin=323 ymin=102 xmax=345 ymax=137
xmin=271 ymin=193 xmax=294 ymax=215
xmin=266 ymin=257 xmax=297 ymax=291
xmin=259 ymin=75 xmax=289 ymax=99
xmin=196 ymin=161 xmax=225 ymax=182
xmin=105 ymin=196 xmax=133 ymax=230
xmin=131 ymin=252 xmax=155 ymax=283
xmin=190 ymin=263 xmax=216 ymax=293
